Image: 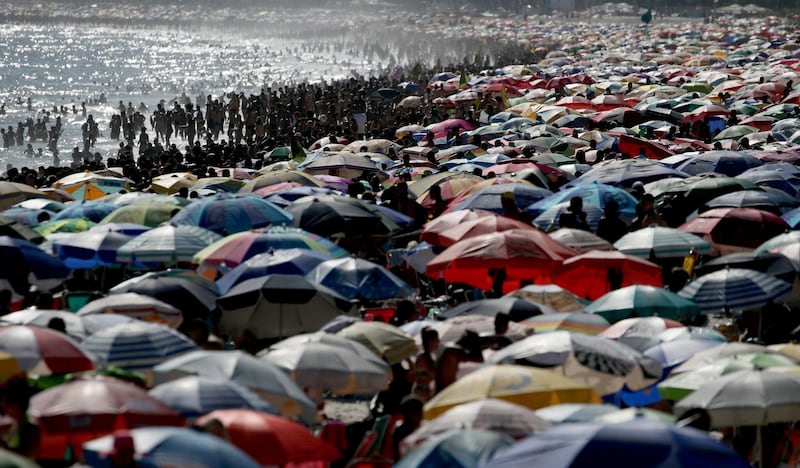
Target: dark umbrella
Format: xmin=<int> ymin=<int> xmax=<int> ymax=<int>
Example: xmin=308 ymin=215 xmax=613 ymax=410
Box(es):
xmin=109 ymin=272 xmax=218 ymax=321
xmin=0 ymin=215 xmax=44 ymax=244
xmin=436 ymin=297 xmax=553 ymax=322
xmin=286 ymin=196 xmax=399 ymax=237
xmin=370 ymin=88 xmax=399 ymax=100
xmin=695 ymin=251 xmax=798 ymax=284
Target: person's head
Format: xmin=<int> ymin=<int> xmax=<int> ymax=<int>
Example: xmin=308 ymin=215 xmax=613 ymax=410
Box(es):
xmin=1 ymin=375 xmax=32 ymax=422
xmin=195 ymin=418 xmax=228 ymax=440
xmin=501 ymin=191 xmax=516 ymax=211
xmin=569 ymin=196 xmax=583 ymax=213
xmin=399 ymin=396 xmax=424 ymax=428
xmin=179 ymin=318 xmax=209 ymax=347
xmin=641 ymin=193 xmax=655 ymax=211
xmin=429 ymin=184 xmax=442 ymax=201
xmin=456 ymin=330 xmax=482 ymax=356
xmin=391 ymin=299 xmax=415 ymax=326
xmin=395 ymin=181 xmax=409 ymax=198
xmin=421 ymin=327 xmax=440 ymax=354
xmin=47 ymin=317 xmax=66 ymax=334
xmin=494 ymin=312 xmax=510 ymax=335
xmin=603 ymin=199 xmax=619 ymax=217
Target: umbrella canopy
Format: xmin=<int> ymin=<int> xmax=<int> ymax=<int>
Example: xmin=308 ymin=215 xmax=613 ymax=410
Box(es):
xmin=695 ymin=251 xmax=799 ymax=284
xmin=434 ymin=215 xmax=538 ymax=248
xmin=151 ymin=172 xmax=198 ymax=195
xmin=642 ymin=339 xmax=725 ymax=368
xmin=678 ymin=268 xmax=793 ymax=314
xmin=196 ymin=409 xmax=340 ymax=466
xmin=522 ymin=313 xmax=610 ymax=335
xmin=0 ymin=325 xmax=94 ymax=375
xmin=449 ymin=183 xmax=553 ymax=214
xmin=303 ymin=152 xmax=385 ymax=179
xmin=420 ymin=209 xmax=497 ymax=246
xmin=436 ymin=297 xmax=551 ymax=322
xmin=109 ymin=272 xmax=218 ymax=321
xmin=149 ymin=376 xmax=276 ymax=420
xmin=50 ymin=229 xmax=134 ymax=269
xmin=336 ymin=321 xmax=417 ymax=365
xmin=216 ymin=274 xmax=355 ymax=340
xmin=553 ymin=251 xmax=664 ymax=301
xmin=679 ymin=207 xmax=790 ymax=254
xmin=533 ymin=403 xmax=619 ymax=424
xmin=600 ymin=316 xmax=685 ymax=341
xmin=672 ymin=342 xmax=779 ymax=374
xmin=287 ymin=195 xmax=400 ymax=237
xmin=116 ymin=224 xmax=221 ymax=265
xmin=241 ymin=171 xmax=324 ymax=193
xmin=170 ymin=194 xmax=293 ymax=235
xmin=487 ymin=331 xmax=663 ymax=395
xmin=99 ymin=200 xmax=183 ymax=228
xmin=215 ymin=249 xmax=332 ymax=294
xmin=528 ymin=182 xmax=638 ymax=220
xmin=258 ymin=342 xmax=389 ymax=394
xmin=82 ymin=427 xmax=261 ymax=468
xmin=0 ymin=182 xmax=49 ymax=210
xmin=571 ymin=159 xmax=688 ymax=188
xmin=532 ymin=201 xmax=604 ymax=232
xmin=34 ymin=218 xmax=97 ymax=236
xmin=401 ymin=399 xmax=550 ymax=453
xmin=82 ymin=321 xmax=197 ymax=371
xmin=54 ymin=173 xmax=130 ymax=201
xmin=505 ymin=284 xmax=588 ymax=312
xmin=307 ymin=257 xmax=414 ymax=301
xmin=0 ymin=236 xmax=71 ymax=295
xmin=0 ymin=309 xmax=95 ymax=341
xmin=76 ymin=293 xmax=183 ymax=328
xmin=0 ymin=215 xmax=44 ymax=244
xmin=51 ymin=201 xmax=118 ymax=223
xmin=585 ymin=285 xmax=702 ymax=323
xmin=426 ymin=229 xmax=578 ymax=291
xmin=674 ymin=151 xmax=763 ymax=177
xmin=614 ymin=226 xmax=712 ymax=259
xmin=485 ymin=419 xmax=748 ymax=468
xmin=397 ymin=429 xmax=514 ymax=468
xmin=423 ymin=364 xmax=600 ymax=420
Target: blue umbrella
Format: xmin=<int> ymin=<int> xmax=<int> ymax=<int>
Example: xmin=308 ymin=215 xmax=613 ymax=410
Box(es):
xmin=674 ymin=150 xmax=764 ymax=177
xmin=396 ymin=429 xmax=514 ymax=468
xmin=678 ymin=268 xmax=793 ymax=313
xmin=532 ymin=201 xmax=604 ymax=232
xmin=83 ymin=426 xmax=261 ymax=468
xmin=52 ymin=201 xmax=119 ymax=223
xmin=527 ymin=181 xmax=638 ymax=219
xmin=82 ymin=321 xmax=198 ymax=371
xmin=782 ymin=206 xmax=800 ymax=228
xmin=0 ymin=207 xmax=55 ymax=226
xmin=263 ymin=186 xmax=334 ymax=207
xmin=738 ymin=164 xmax=800 ymax=197
xmin=450 ymin=183 xmax=553 ymax=214
xmin=486 ymin=419 xmax=748 ymax=468
xmin=570 ymin=159 xmax=689 ymax=188
xmin=307 ymin=257 xmax=415 ymax=301
xmin=52 ymin=230 xmax=134 ymax=269
xmin=149 ymin=376 xmax=277 ymax=420
xmin=216 ymin=249 xmax=333 ymax=294
xmin=171 ymin=194 xmax=293 ymax=235
xmin=0 ymin=236 xmax=71 ymax=295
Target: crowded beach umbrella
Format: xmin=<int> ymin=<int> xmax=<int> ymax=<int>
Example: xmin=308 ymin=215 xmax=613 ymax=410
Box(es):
xmin=0 ymin=182 xmax=48 ymax=211
xmin=485 ymin=419 xmax=749 ymax=468
xmin=527 ymin=182 xmax=638 ymax=219
xmin=53 ymin=172 xmax=130 ymax=201
xmin=148 ymin=376 xmax=277 ymax=420
xmin=449 ymin=183 xmax=553 ymax=214
xmin=704 ymin=188 xmax=798 ymax=215
xmin=679 ymin=207 xmax=790 ymax=254
xmin=756 ymin=230 xmax=800 ymax=253
xmin=151 ymin=172 xmax=198 ymax=195
xmin=614 ymin=226 xmax=712 ymax=258
xmin=343 ymin=138 xmax=399 ymax=154
xmin=286 ymin=195 xmax=400 ymax=237
xmin=658 ymin=326 xmax=727 ymax=344
xmin=420 ymin=209 xmax=496 ymax=246
xmin=50 ymin=229 xmax=134 ymax=269
xmin=215 ymin=249 xmax=332 ymax=294
xmin=401 ymin=399 xmax=550 ymax=454
xmin=665 ymin=174 xmax=759 ymax=211
xmin=258 ymin=342 xmax=389 ymax=394
xmin=0 ymin=309 xmax=94 ymax=341
xmin=262 ymin=185 xmax=335 ymax=207
xmin=426 ymin=229 xmax=578 ymax=291
xmin=505 ymin=284 xmax=589 ymax=313
xmin=109 ymin=272 xmax=218 ymax=321
xmin=533 ymin=403 xmax=619 ymax=424
xmin=240 ymin=171 xmax=324 ymax=193
xmin=116 ymin=224 xmax=221 ymax=264
xmin=641 ymin=339 xmax=726 ymax=369
xmin=196 ymin=409 xmax=340 ymax=466
xmin=216 ymin=274 xmax=355 ymax=340
xmin=683 ymin=103 xmax=731 ymax=122
xmin=0 ymin=325 xmax=94 ymax=375
xmin=617 ymin=134 xmax=675 ymax=160
xmin=487 ymin=331 xmax=663 ymax=395
xmin=599 ymin=316 xmax=684 ymax=341
xmin=307 ymin=257 xmax=414 ymax=301
xmin=397 ymin=429 xmax=514 ymax=468
xmin=522 ymin=313 xmax=610 ymax=335
xmin=98 ymin=199 xmax=183 ymax=228
xmin=30 ymin=376 xmax=185 ymax=460
xmin=695 ymin=251 xmax=799 ymax=284
xmin=547 ymin=228 xmax=613 ymax=253
xmin=0 ymin=215 xmax=44 ymax=244
xmin=436 ymin=297 xmax=552 ymax=322
xmin=34 ymin=217 xmax=97 ymax=236
xmin=302 ymin=152 xmax=386 ymax=179
xmin=76 ymin=293 xmax=183 ymax=328
xmin=571 ymin=159 xmax=688 ymax=188
xmin=713 ymin=124 xmax=759 ymax=141
xmin=424 ymin=316 xmax=533 ymax=346
xmin=532 ymin=201 xmax=604 ymax=232
xmin=152 ymin=350 xmax=314 ymax=422
xmin=102 ymin=193 xmax=190 ymax=208
xmin=170 ymin=194 xmax=293 ymax=235
xmin=678 ymin=268 xmax=793 ymax=314
xmin=51 ymin=201 xmax=118 ymax=223
xmin=192 ymin=176 xmax=246 ymax=194
xmin=83 ymin=427 xmax=261 ymax=468
xmin=0 ymin=236 xmax=71 ymax=295
xmin=423 ymin=364 xmax=600 ymax=420
xmin=337 ymin=321 xmax=417 ymax=365
xmin=584 ymin=284 xmax=702 ymax=323
xmin=82 ymin=321 xmax=197 ymax=372
xmin=308 ymin=135 xmax=350 ymax=151
xmin=410 ymin=173 xmax=482 ymax=202
xmin=673 ymin=150 xmax=764 ymax=177
xmin=269 ymin=331 xmax=378 ymax=360
xmin=553 ymin=251 xmax=664 ymax=301
xmin=672 ymin=342 xmax=780 ymax=374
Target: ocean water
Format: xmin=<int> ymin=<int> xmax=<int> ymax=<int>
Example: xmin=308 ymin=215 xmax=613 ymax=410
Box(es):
xmin=0 ymin=19 xmax=382 ymax=170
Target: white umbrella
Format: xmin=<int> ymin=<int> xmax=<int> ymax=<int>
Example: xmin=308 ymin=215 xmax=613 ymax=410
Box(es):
xmin=0 ymin=308 xmax=91 ymax=341
xmin=148 ymin=376 xmax=277 ymax=420
xmin=269 ymin=331 xmax=377 ymax=360
xmin=81 ymin=321 xmax=197 ymax=371
xmin=672 ymin=342 xmax=777 ymax=373
xmin=76 ymin=293 xmax=183 ymax=328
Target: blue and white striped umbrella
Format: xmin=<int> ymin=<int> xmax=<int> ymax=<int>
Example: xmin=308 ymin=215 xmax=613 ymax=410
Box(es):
xmin=532 ymin=201 xmax=604 ymax=233
xmin=149 ymin=376 xmax=277 ymax=420
xmin=117 ymin=224 xmax=221 ymax=264
xmin=678 ymin=268 xmax=793 ymax=313
xmin=171 ymin=194 xmax=293 ymax=235
xmin=614 ymin=226 xmax=712 ymax=259
xmin=82 ymin=321 xmax=197 ymax=371
xmin=307 ymin=257 xmax=415 ymax=301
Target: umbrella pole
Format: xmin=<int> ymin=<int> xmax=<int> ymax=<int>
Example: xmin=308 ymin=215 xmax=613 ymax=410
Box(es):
xmin=757 ymin=425 xmax=763 ymax=468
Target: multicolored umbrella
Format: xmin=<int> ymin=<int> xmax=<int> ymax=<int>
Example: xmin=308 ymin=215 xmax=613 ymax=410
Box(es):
xmin=109 ymin=271 xmax=219 ymax=321
xmin=171 ymin=194 xmax=293 ymax=235
xmin=239 ymin=171 xmax=324 ymax=193
xmin=0 ymin=182 xmax=48 ymax=211
xmin=0 ymin=215 xmax=44 ymax=244
xmin=34 ymin=217 xmax=97 ymax=236
xmin=505 ymin=284 xmax=589 ymax=313
xmin=116 ymin=224 xmax=221 ymax=264
xmin=215 ymin=249 xmax=332 ymax=294
xmin=82 ymin=321 xmax=197 ymax=371
xmin=547 ymin=228 xmax=614 ymax=253
xmin=437 ymin=297 xmax=552 ymax=322
xmin=420 ymin=209 xmax=497 ymax=246
xmin=151 ymin=172 xmax=198 ymax=195
xmin=286 ymin=195 xmax=400 ymax=237
xmin=149 ymin=376 xmax=277 ymax=420
xmin=0 ymin=237 xmax=71 ymax=295
xmin=50 ymin=229 xmax=134 ymax=269
xmin=53 ymin=172 xmax=130 ymax=201
xmin=434 ymin=215 xmax=538 ymax=248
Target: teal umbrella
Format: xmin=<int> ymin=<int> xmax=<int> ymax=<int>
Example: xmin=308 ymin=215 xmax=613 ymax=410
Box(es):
xmin=585 ymin=285 xmax=702 ymax=323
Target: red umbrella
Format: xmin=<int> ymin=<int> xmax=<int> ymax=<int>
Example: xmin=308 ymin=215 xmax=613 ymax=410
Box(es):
xmin=738 ymin=115 xmax=776 ymax=131
xmin=679 ymin=207 xmax=790 ymax=255
xmin=0 ymin=325 xmax=94 ymax=375
xmin=556 ymin=96 xmax=593 ymax=110
xmin=436 ymin=215 xmax=538 ymax=247
xmin=196 ymin=409 xmax=340 ymax=466
xmin=421 ymin=209 xmax=496 ymax=246
xmin=683 ymin=104 xmax=730 ymax=123
xmin=592 ymin=107 xmax=641 ymax=126
xmin=618 ymin=134 xmax=675 ymax=160
xmin=591 ymin=94 xmax=626 ymax=111
xmin=31 ymin=376 xmax=184 ymax=460
xmin=426 ymin=229 xmax=578 ymax=290
xmin=553 ymin=251 xmax=664 ymax=301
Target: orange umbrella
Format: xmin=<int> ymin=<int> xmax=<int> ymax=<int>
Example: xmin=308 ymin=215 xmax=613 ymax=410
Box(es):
xmin=426 ymin=229 xmax=578 ymax=290
xmin=196 ymin=409 xmax=340 ymax=466
xmin=553 ymin=250 xmax=663 ymax=300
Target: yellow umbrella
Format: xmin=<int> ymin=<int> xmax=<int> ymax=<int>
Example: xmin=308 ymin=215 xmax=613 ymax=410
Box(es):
xmin=151 ymin=172 xmax=198 ymax=195
xmin=423 ymin=365 xmax=600 ymax=420
xmin=0 ymin=352 xmax=20 ymax=380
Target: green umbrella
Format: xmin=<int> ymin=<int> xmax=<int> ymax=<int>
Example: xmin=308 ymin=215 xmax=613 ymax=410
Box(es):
xmin=758 ymin=103 xmax=799 ymax=120
xmin=99 ymin=200 xmax=183 ymax=228
xmin=585 ymin=285 xmax=702 ymax=323
xmin=728 ymin=103 xmax=760 ymax=116
xmin=680 ymin=82 xmax=712 ymax=94
xmin=34 ymin=217 xmax=97 ymax=236
xmin=713 ymin=124 xmax=759 ymax=141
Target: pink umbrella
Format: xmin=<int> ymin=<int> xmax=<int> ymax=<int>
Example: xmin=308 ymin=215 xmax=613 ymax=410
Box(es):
xmin=0 ymin=325 xmax=94 ymax=375
xmin=313 ymin=174 xmax=355 ymax=192
xmin=427 ymin=119 xmax=476 ymax=134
